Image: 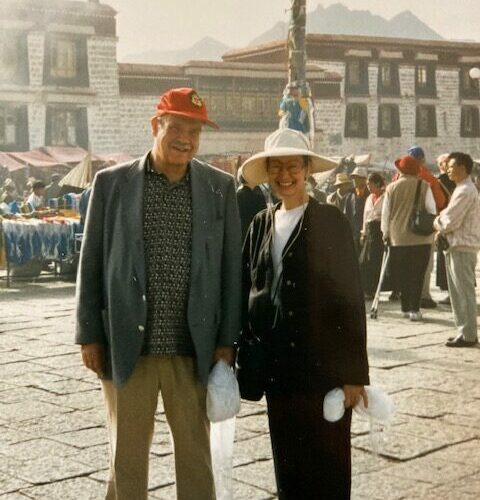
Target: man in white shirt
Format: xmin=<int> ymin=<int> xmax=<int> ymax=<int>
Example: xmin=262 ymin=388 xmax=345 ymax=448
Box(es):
xmin=26 ymin=181 xmax=46 ymax=210
xmin=434 ymin=152 xmax=480 ymax=347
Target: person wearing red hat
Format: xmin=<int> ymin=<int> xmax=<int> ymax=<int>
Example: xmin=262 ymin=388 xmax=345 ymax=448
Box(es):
xmin=381 ymin=155 xmax=436 ymax=321
xmin=76 ymin=88 xmax=242 ymax=499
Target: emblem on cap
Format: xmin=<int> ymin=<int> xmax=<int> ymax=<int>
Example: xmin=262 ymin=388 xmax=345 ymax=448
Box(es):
xmin=190 ymin=92 xmax=203 ymax=107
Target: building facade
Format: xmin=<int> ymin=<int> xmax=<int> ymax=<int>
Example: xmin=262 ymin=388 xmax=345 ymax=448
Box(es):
xmin=1 ymin=1 xmax=480 ymax=163
xmin=224 ymin=34 xmax=480 ymax=162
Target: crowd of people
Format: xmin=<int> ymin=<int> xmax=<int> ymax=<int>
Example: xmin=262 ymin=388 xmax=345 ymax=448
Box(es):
xmin=74 ymin=87 xmax=480 ymax=500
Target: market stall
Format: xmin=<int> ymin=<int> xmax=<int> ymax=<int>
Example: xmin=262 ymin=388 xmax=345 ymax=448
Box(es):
xmin=0 ymin=214 xmax=82 ymax=287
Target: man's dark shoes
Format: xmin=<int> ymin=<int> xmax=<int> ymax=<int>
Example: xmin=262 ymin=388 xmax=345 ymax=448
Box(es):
xmin=446 ymin=336 xmax=478 ymax=347
xmin=420 ymin=298 xmax=437 ymax=309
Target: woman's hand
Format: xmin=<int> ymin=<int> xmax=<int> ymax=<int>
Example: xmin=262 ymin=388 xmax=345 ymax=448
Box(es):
xmin=343 ymin=385 xmax=368 ymax=409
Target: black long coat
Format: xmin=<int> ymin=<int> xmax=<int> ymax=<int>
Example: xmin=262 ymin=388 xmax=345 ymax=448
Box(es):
xmin=242 ymin=197 xmax=369 ymax=395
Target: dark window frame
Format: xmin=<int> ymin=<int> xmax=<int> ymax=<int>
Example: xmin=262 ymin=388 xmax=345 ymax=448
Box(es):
xmin=459 ymin=67 xmax=480 ymax=99
xmin=0 ymin=31 xmax=29 ymax=85
xmin=460 ymin=106 xmax=480 ymax=137
xmin=377 ymin=61 xmax=400 ymax=96
xmin=43 ymin=33 xmax=89 ymax=87
xmin=378 ymin=104 xmax=401 ymax=138
xmin=0 ymin=103 xmax=29 ymax=152
xmin=345 ymin=59 xmax=370 ymax=96
xmin=415 ymin=104 xmax=437 ymax=137
xmin=45 ymin=106 xmax=89 ymax=149
xmin=415 ymin=64 xmax=437 ymax=97
xmin=345 ymin=103 xmax=368 ymax=139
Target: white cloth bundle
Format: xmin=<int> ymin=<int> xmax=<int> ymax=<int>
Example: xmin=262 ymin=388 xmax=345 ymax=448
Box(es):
xmin=323 ymin=386 xmax=395 ymax=423
xmin=206 ymin=360 xmax=241 ymax=423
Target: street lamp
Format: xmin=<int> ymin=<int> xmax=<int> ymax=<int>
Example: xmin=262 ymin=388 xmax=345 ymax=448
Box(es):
xmin=469 ymin=67 xmax=480 ymax=80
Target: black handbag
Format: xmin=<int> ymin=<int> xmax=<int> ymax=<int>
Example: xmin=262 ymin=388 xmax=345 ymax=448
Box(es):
xmin=236 ymin=330 xmax=268 ymax=401
xmin=237 ymin=263 xmax=278 ymax=401
xmin=410 ymin=180 xmax=436 ymax=236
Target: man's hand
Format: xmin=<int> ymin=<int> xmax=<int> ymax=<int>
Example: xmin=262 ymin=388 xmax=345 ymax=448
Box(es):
xmin=343 ymin=385 xmax=368 ymax=409
xmin=213 ymin=346 xmax=236 ymax=367
xmin=81 ymin=343 xmax=106 ymax=378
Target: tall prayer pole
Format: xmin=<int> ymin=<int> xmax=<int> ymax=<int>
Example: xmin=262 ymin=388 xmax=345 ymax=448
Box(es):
xmin=279 ymin=0 xmax=314 ymax=145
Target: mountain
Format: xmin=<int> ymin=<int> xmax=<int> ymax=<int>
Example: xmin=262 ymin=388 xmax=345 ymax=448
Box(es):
xmin=249 ymin=3 xmax=443 ymax=46
xmin=121 ymin=37 xmax=230 ymax=65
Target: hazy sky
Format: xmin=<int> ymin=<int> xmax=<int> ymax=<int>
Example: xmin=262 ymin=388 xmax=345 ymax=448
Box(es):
xmin=106 ymin=0 xmax=480 ymax=59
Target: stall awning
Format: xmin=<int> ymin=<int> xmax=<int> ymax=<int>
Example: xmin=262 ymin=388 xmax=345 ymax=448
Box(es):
xmin=9 ymin=149 xmax=64 ymax=168
xmin=40 ymin=146 xmax=104 ymax=164
xmin=0 ymin=152 xmax=27 ymax=172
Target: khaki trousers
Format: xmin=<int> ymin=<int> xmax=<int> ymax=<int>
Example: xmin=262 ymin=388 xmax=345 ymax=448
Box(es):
xmin=421 ymin=243 xmax=435 ymax=300
xmin=102 ymin=356 xmax=215 ymax=500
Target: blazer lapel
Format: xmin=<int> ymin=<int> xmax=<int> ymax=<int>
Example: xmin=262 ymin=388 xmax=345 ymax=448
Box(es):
xmin=190 ymin=159 xmax=215 ymax=282
xmin=122 ymin=153 xmax=148 ymax=292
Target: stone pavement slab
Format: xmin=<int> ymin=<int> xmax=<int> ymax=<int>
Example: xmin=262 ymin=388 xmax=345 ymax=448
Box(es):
xmin=1 ymin=275 xmax=480 ymax=499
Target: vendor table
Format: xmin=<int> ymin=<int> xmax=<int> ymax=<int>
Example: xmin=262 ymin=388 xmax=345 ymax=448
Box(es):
xmin=0 ymin=216 xmax=82 ymax=287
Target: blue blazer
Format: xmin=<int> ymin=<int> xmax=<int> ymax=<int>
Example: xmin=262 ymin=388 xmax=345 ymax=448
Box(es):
xmin=75 ymin=154 xmax=242 ymax=387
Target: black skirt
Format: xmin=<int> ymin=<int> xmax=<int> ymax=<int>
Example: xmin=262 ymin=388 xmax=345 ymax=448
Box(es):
xmin=359 ymin=220 xmax=385 ymax=295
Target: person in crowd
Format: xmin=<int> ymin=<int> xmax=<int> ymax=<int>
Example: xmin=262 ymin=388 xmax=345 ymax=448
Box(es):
xmin=45 ymin=173 xmax=62 ymax=201
xmin=434 ymin=152 xmax=480 ymax=347
xmin=381 ymin=155 xmax=436 ymax=321
xmin=306 ymin=174 xmax=327 ymax=203
xmin=344 ymin=166 xmax=370 ymax=254
xmin=407 ymin=146 xmax=447 ymax=309
xmin=326 ymin=172 xmax=353 ymax=211
xmin=240 ymin=128 xmax=369 ymax=500
xmin=359 ymin=172 xmax=386 ymax=299
xmin=0 ymin=179 xmax=19 ymax=204
xmin=75 ymin=87 xmax=242 ymax=500
xmin=26 ymin=181 xmax=46 ymax=210
xmin=436 ymin=153 xmax=457 ymax=305
xmin=78 ymin=186 xmax=92 ymax=226
xmin=236 ymin=174 xmax=267 ymax=241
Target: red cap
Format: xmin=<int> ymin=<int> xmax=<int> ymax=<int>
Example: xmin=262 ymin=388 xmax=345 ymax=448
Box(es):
xmin=394 ymin=155 xmax=420 ymax=176
xmin=154 ymin=87 xmax=219 ymax=129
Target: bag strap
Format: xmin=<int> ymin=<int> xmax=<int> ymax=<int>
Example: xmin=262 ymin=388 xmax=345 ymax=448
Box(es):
xmin=413 ymin=180 xmax=422 ymax=210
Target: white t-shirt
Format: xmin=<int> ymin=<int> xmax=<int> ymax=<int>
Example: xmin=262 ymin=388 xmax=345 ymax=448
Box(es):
xmin=271 ymin=202 xmax=307 ymax=304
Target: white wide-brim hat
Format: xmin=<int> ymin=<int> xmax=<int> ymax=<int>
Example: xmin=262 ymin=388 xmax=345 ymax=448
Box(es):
xmin=239 ymin=128 xmax=338 ymax=187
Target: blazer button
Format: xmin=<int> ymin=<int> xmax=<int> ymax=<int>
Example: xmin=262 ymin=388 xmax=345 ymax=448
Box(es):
xmin=290 ymin=342 xmax=296 ymax=348
xmin=288 ymin=310 xmax=294 ymax=317
xmin=138 ymin=325 xmax=145 ymax=333
xmin=286 ymin=280 xmax=292 ymax=286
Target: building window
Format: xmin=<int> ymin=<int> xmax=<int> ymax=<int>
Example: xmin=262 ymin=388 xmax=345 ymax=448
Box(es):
xmin=345 ymin=60 xmax=369 ymax=96
xmin=378 ymin=62 xmax=400 ymax=96
xmin=378 ymin=104 xmax=400 ymax=137
xmin=459 ymin=68 xmax=480 ymax=99
xmin=461 ymin=106 xmax=480 ymax=137
xmin=45 ymin=107 xmax=88 ymax=148
xmin=415 ymin=105 xmax=437 ymax=137
xmin=0 ymin=103 xmax=29 ymax=151
xmin=415 ymin=64 xmax=436 ymax=97
xmin=0 ymin=32 xmax=29 ymax=85
xmin=44 ymin=34 xmax=89 ymax=87
xmin=345 ymin=103 xmax=368 ymax=138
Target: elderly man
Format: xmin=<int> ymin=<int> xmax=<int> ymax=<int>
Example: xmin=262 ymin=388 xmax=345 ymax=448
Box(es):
xmin=326 ymin=172 xmax=353 ymax=211
xmin=344 ymin=166 xmax=369 ymax=253
xmin=76 ymin=87 xmax=242 ymax=499
xmin=434 ymin=152 xmax=480 ymax=347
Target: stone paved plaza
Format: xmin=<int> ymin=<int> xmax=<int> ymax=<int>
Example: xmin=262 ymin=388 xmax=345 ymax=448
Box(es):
xmin=1 ymin=273 xmax=480 ymax=499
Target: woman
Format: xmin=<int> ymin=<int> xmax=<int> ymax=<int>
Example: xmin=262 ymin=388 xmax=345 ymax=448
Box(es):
xmin=381 ymin=155 xmax=436 ymax=321
xmin=239 ymin=128 xmax=369 ymax=500
xmin=359 ymin=173 xmax=386 ymax=298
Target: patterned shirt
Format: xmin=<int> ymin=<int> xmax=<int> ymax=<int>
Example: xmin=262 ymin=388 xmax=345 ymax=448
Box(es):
xmin=142 ymin=157 xmax=194 ymax=356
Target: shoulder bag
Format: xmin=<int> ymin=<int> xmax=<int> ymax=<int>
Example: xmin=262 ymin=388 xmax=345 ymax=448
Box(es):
xmin=410 ymin=180 xmax=436 ymax=236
